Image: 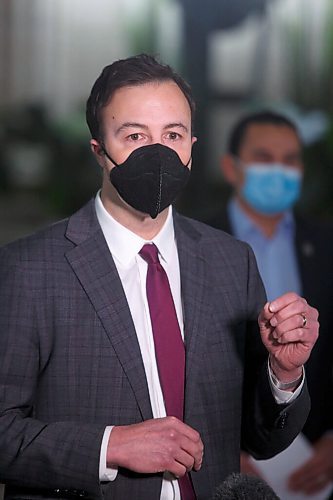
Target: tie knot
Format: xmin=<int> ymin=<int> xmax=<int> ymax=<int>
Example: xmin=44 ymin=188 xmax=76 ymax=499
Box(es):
xmin=139 ymin=243 xmax=159 ymax=265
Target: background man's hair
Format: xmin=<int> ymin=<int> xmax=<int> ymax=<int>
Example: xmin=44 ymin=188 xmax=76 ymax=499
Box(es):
xmin=86 ymin=53 xmax=195 ymax=141
xmin=212 ymin=472 xmax=280 ymax=500
xmin=227 ymin=110 xmax=301 ymax=156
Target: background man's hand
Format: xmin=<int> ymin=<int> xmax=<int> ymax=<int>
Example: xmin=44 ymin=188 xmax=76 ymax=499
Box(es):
xmin=258 ymin=292 xmax=319 ymax=382
xmin=106 ymin=416 xmax=204 ymax=478
xmin=240 ymin=451 xmax=263 ymax=478
xmin=288 ymin=434 xmax=333 ymax=494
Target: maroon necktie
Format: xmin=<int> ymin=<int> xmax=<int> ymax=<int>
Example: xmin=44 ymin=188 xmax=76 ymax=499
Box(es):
xmin=140 ymin=243 xmax=196 ymax=500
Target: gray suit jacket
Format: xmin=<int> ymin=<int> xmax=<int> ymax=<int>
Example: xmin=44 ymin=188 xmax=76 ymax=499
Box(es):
xmin=0 ymin=200 xmax=310 ymax=500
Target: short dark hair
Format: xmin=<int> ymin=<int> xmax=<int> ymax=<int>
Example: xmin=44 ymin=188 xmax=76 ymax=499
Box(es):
xmin=227 ymin=110 xmax=301 ymax=156
xmin=86 ymin=53 xmax=196 ymax=141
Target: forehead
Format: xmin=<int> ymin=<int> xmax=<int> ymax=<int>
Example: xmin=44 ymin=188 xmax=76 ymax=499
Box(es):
xmin=103 ymin=80 xmax=192 ymax=124
xmin=240 ymin=123 xmax=301 ymax=153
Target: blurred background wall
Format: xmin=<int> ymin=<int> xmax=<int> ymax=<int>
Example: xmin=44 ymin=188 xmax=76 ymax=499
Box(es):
xmin=1 ymin=0 xmax=333 ymax=245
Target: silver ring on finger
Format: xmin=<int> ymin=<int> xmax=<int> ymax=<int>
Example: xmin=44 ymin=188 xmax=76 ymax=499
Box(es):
xmin=301 ymin=313 xmax=307 ymax=328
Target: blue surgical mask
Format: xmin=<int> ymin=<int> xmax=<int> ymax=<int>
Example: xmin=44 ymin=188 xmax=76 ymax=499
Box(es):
xmin=241 ymin=163 xmax=302 ymax=215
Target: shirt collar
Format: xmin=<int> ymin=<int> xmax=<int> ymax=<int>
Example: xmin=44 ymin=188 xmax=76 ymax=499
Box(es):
xmin=95 ymin=191 xmax=175 ymax=267
xmin=228 ymin=197 xmax=295 ymax=240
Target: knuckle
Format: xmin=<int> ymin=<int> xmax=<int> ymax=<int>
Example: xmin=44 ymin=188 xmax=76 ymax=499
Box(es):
xmin=193 ymin=430 xmax=200 ymax=442
xmin=287 ymin=291 xmax=298 ymax=302
xmin=168 ymin=416 xmax=178 ymax=425
xmin=167 ymin=444 xmax=176 ymax=457
xmin=187 ymin=458 xmax=195 ymax=471
xmin=168 ymin=429 xmax=177 ymax=440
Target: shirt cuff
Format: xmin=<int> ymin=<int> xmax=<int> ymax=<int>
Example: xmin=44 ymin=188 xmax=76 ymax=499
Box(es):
xmin=267 ymin=360 xmax=305 ymax=404
xmin=99 ymin=426 xmax=118 ymax=482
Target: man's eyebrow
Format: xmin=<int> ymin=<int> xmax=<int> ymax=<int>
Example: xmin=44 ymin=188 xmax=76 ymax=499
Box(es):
xmin=164 ymin=123 xmax=189 ymax=133
xmin=250 ymin=147 xmax=274 ymax=156
xmin=115 ymin=122 xmax=189 ymax=135
xmin=115 ymin=122 xmax=149 ymax=135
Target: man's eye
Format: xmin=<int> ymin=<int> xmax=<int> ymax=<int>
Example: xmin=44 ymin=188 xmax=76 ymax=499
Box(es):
xmin=168 ymin=132 xmax=180 ymax=140
xmin=129 ymin=133 xmax=141 ymax=141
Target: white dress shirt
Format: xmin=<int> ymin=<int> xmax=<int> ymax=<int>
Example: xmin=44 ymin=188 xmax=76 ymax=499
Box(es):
xmin=95 ymin=192 xmax=182 ymax=500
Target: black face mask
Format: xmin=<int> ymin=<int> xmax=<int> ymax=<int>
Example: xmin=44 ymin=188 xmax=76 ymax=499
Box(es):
xmin=104 ymin=143 xmax=191 ymax=219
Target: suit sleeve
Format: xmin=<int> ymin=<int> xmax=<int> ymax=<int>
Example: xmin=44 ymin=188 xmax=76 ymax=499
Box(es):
xmin=240 ymin=244 xmax=311 ymax=459
xmin=0 ymin=246 xmax=104 ymax=497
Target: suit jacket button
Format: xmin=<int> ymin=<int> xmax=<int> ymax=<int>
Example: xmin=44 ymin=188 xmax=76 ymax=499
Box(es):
xmin=276 ymin=411 xmax=288 ymax=429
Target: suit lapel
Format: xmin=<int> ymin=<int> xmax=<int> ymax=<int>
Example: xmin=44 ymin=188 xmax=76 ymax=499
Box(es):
xmin=64 ymin=200 xmax=153 ymax=421
xmin=174 ymin=214 xmax=213 ymax=416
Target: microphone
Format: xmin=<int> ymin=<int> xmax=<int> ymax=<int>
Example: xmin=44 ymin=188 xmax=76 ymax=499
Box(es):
xmin=212 ymin=472 xmax=280 ymax=499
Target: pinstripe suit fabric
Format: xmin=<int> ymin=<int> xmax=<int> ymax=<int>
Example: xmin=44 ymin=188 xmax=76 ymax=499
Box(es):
xmin=0 ymin=200 xmax=310 ymax=499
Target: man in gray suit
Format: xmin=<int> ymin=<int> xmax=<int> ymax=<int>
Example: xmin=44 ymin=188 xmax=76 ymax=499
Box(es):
xmin=0 ymin=54 xmax=319 ymax=500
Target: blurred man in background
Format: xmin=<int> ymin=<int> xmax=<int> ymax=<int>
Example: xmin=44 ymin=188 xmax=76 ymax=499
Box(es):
xmin=207 ymin=110 xmax=333 ymax=497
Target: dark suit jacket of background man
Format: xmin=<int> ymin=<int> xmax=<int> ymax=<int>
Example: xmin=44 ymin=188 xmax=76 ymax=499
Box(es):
xmin=207 ymin=206 xmax=333 ymax=444
xmin=0 ymin=199 xmax=310 ymax=500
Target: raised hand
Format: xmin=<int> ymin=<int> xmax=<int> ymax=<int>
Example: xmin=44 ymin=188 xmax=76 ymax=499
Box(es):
xmin=258 ymin=292 xmax=319 ymax=383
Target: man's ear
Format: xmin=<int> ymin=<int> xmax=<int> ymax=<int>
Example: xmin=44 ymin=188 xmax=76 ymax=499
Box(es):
xmin=221 ymin=154 xmax=239 ymax=186
xmin=90 ymin=139 xmax=105 ymax=167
